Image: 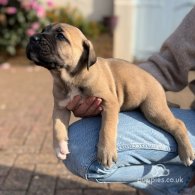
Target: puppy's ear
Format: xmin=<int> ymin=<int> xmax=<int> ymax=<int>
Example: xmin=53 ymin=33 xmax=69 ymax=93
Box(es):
xmin=83 ymin=40 xmax=97 ymax=70
xmin=71 ymin=39 xmax=97 ymax=75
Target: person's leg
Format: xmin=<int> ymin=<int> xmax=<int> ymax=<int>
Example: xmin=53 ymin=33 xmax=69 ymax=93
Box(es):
xmin=64 ymin=108 xmax=195 ymax=195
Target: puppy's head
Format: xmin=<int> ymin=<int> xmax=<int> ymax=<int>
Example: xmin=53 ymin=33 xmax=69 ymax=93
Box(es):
xmin=26 ymin=23 xmax=96 ymax=73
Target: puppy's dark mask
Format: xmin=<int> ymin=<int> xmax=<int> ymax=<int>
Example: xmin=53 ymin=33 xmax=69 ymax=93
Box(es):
xmin=26 ymin=30 xmax=65 ymax=70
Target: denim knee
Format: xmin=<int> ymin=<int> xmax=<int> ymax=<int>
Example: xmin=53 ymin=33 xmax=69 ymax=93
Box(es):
xmin=63 ymin=109 xmax=195 ymax=180
xmin=63 ymin=116 xmax=119 ymax=179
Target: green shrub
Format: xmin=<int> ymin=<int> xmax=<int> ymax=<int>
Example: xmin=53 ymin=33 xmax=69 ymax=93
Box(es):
xmin=0 ymin=0 xmax=49 ymax=56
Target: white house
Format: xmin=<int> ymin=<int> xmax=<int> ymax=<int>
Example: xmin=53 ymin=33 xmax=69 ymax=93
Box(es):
xmin=114 ymin=0 xmax=195 ymax=62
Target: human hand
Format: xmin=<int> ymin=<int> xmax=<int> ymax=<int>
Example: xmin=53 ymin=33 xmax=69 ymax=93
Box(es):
xmin=66 ymin=95 xmax=103 ymax=117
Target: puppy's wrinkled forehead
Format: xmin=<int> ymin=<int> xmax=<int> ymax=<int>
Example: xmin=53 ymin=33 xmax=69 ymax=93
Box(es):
xmin=43 ymin=23 xmax=86 ymax=46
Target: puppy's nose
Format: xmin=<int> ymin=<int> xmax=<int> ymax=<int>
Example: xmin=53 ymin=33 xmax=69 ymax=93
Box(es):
xmin=30 ymin=34 xmax=41 ymax=43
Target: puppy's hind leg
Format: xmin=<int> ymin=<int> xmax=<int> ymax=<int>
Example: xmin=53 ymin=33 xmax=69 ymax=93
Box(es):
xmin=140 ymin=93 xmax=195 ymax=166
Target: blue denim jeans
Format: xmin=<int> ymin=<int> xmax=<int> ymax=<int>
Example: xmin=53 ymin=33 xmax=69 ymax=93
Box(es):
xmin=64 ymin=108 xmax=195 ymax=195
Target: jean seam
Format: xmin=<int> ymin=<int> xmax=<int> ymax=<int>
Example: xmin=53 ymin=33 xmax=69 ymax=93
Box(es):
xmin=117 ymin=144 xmax=176 ymax=152
xmin=84 ymin=153 xmax=97 ymax=180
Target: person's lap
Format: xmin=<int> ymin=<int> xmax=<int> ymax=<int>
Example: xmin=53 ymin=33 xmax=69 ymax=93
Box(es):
xmin=64 ymin=108 xmax=195 ymax=195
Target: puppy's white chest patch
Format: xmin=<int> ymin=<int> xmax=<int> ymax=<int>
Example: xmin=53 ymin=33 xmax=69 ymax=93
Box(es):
xmin=58 ymin=87 xmax=81 ymax=108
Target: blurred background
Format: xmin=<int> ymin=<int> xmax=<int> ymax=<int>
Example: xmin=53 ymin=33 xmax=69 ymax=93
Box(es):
xmin=0 ymin=0 xmax=195 ymax=195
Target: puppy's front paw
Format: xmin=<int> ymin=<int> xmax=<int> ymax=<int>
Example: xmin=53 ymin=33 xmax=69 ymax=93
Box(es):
xmin=55 ymin=141 xmax=70 ymax=160
xmin=178 ymin=144 xmax=195 ymax=166
xmin=97 ymin=145 xmax=117 ymax=167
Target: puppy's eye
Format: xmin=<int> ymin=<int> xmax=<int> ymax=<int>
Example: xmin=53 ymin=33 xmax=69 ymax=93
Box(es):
xmin=56 ymin=33 xmax=65 ymax=41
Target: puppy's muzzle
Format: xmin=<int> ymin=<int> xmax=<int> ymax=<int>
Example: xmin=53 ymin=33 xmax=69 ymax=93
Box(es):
xmin=27 ymin=33 xmax=63 ymax=69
